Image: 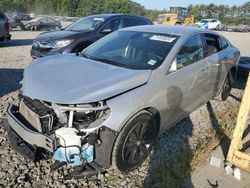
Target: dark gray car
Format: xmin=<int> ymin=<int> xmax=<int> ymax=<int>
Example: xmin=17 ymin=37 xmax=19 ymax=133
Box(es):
xmin=3 ymin=26 xmax=240 ymax=178
xmin=30 ymin=14 xmax=152 ymax=58
xmin=24 ymin=16 xmax=62 ymax=31
xmin=0 ymin=12 xmax=11 ymax=42
xmin=9 ymin=13 xmax=32 ymax=29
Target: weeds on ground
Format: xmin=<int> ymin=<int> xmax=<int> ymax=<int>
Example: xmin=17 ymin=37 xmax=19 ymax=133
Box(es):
xmin=147 ymin=146 xmax=192 ymax=188
xmin=146 ymin=101 xmax=240 ymax=188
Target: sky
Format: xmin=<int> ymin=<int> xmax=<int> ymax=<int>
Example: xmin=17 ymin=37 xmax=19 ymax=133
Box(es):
xmin=132 ymin=0 xmax=248 ymax=10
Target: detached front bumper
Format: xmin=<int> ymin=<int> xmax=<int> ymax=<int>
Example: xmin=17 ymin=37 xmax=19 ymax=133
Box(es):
xmin=3 ymin=103 xmax=55 ymax=152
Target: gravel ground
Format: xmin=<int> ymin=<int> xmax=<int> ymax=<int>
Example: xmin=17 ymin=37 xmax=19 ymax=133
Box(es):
xmin=0 ymin=30 xmax=249 ymax=187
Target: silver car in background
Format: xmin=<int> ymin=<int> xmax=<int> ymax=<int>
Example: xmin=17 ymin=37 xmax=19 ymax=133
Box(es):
xmin=3 ymin=25 xmax=240 ymax=178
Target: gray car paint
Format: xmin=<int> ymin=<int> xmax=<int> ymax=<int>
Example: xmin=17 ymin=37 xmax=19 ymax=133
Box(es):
xmin=22 ymin=54 xmax=151 ymax=104
xmin=21 ymin=25 xmax=240 ymax=133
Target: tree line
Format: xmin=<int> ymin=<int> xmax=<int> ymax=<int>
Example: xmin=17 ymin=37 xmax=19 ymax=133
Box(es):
xmin=0 ymin=0 xmax=249 ymax=25
xmin=187 ymin=2 xmax=250 ymax=25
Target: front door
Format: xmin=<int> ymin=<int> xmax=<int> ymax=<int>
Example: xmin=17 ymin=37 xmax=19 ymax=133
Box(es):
xmin=162 ymin=34 xmax=210 ymax=128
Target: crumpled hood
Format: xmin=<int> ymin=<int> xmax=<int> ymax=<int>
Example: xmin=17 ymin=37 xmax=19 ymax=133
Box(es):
xmin=22 ymin=54 xmax=151 ymax=104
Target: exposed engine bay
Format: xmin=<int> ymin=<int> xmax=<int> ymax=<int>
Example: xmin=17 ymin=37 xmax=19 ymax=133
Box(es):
xmin=3 ymin=95 xmax=117 ymax=179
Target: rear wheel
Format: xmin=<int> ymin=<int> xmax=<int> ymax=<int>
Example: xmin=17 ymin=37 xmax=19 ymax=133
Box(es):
xmin=216 ymin=73 xmax=234 ymax=101
xmin=112 ymin=110 xmax=159 ymax=173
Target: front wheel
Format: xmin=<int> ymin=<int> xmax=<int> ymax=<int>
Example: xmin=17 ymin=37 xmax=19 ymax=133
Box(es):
xmin=112 ymin=110 xmax=159 ymax=173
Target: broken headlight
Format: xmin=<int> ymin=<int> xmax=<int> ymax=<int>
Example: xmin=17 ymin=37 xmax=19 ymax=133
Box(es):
xmin=52 ymin=101 xmax=110 ymax=130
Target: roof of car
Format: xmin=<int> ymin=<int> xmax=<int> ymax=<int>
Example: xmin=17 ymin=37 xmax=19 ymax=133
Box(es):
xmin=120 ymin=25 xmax=218 ymax=37
xmin=201 ymin=19 xmax=218 ymax=21
xmin=85 ymin=14 xmax=150 ymax=20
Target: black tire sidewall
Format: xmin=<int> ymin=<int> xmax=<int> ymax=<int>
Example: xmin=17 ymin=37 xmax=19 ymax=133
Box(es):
xmin=220 ymin=74 xmax=232 ymax=101
xmin=112 ymin=110 xmax=158 ymax=173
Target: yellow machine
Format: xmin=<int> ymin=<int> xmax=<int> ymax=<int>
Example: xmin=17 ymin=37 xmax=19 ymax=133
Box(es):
xmin=183 ymin=15 xmax=195 ymax=25
xmin=227 ymin=71 xmax=250 ymax=172
xmin=157 ymin=13 xmax=180 ymax=25
xmin=156 ymin=6 xmax=194 ymax=26
xmin=156 ymin=13 xmax=194 ymax=25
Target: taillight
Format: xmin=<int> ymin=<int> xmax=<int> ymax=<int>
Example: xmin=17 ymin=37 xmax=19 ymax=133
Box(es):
xmin=4 ymin=22 xmax=10 ymax=33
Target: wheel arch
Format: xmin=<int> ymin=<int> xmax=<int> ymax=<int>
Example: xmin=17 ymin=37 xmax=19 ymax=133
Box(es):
xmin=71 ymin=41 xmax=92 ymax=53
xmin=110 ymin=107 xmax=160 ymax=172
xmin=145 ymin=107 xmax=161 ymax=133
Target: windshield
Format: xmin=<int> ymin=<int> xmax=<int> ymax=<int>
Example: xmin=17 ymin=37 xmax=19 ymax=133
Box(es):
xmin=65 ymin=17 xmax=106 ymax=32
xmin=157 ymin=15 xmax=165 ymax=22
xmin=200 ymin=20 xmax=209 ymax=23
xmin=82 ymin=31 xmax=179 ymax=70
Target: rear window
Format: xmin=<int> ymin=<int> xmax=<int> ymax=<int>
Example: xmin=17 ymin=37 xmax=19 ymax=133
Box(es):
xmin=220 ymin=37 xmax=229 ymax=50
xmin=123 ymin=18 xmax=149 ymax=27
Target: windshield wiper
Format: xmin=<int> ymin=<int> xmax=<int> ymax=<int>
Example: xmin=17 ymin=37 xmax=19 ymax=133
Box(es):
xmin=79 ymin=52 xmax=89 ymax=58
xmin=88 ymin=57 xmax=129 ymax=68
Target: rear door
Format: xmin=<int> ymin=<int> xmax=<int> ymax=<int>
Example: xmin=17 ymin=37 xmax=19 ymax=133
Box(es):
xmin=203 ymin=33 xmax=229 ymax=97
xmin=163 ymin=33 xmax=210 ymax=128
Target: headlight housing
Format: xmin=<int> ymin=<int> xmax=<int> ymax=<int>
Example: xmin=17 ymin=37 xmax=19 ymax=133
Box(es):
xmin=53 ymin=39 xmax=73 ymax=48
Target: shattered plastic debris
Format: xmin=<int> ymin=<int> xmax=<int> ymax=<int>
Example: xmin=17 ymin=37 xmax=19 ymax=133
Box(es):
xmin=209 ymin=156 xmax=222 ymax=168
xmin=233 ymin=168 xmax=241 ymax=180
xmin=225 ymin=165 xmax=233 ymax=175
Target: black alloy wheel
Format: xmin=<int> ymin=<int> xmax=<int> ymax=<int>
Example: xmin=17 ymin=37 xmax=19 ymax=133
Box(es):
xmin=112 ymin=110 xmax=159 ymax=173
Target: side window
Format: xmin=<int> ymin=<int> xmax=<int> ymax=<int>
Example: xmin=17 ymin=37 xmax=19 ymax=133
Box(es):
xmin=176 ymin=34 xmax=204 ymax=69
xmin=204 ymin=33 xmax=221 ymax=56
xmin=47 ymin=18 xmax=56 ymax=24
xmin=23 ymin=15 xmax=29 ymax=20
xmin=220 ymin=37 xmax=229 ymax=50
xmin=123 ymin=18 xmax=148 ymax=27
xmin=101 ymin=18 xmax=123 ymax=32
xmin=40 ymin=19 xmax=46 ymax=24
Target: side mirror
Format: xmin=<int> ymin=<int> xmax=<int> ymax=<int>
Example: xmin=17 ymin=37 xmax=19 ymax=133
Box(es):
xmin=100 ymin=28 xmax=112 ymax=34
xmin=169 ymin=58 xmax=177 ymax=73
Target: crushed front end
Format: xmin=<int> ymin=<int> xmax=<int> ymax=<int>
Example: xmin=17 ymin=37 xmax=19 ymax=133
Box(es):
xmin=2 ymin=95 xmax=117 ymax=179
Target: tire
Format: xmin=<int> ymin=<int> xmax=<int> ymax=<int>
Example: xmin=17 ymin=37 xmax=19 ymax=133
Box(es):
xmin=112 ymin=110 xmax=159 ymax=173
xmin=216 ymin=25 xmax=220 ymax=30
xmin=32 ymin=26 xmax=37 ymax=31
xmin=216 ymin=73 xmax=234 ymax=101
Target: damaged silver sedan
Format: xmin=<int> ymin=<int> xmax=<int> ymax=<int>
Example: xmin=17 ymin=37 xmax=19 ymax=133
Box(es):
xmin=3 ymin=25 xmax=240 ymax=179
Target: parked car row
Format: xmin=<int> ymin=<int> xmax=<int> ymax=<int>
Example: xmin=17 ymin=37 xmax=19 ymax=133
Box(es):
xmin=7 ymin=13 xmax=62 ymax=31
xmin=195 ymin=19 xmax=250 ymax=32
xmin=223 ymin=25 xmax=250 ymax=32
